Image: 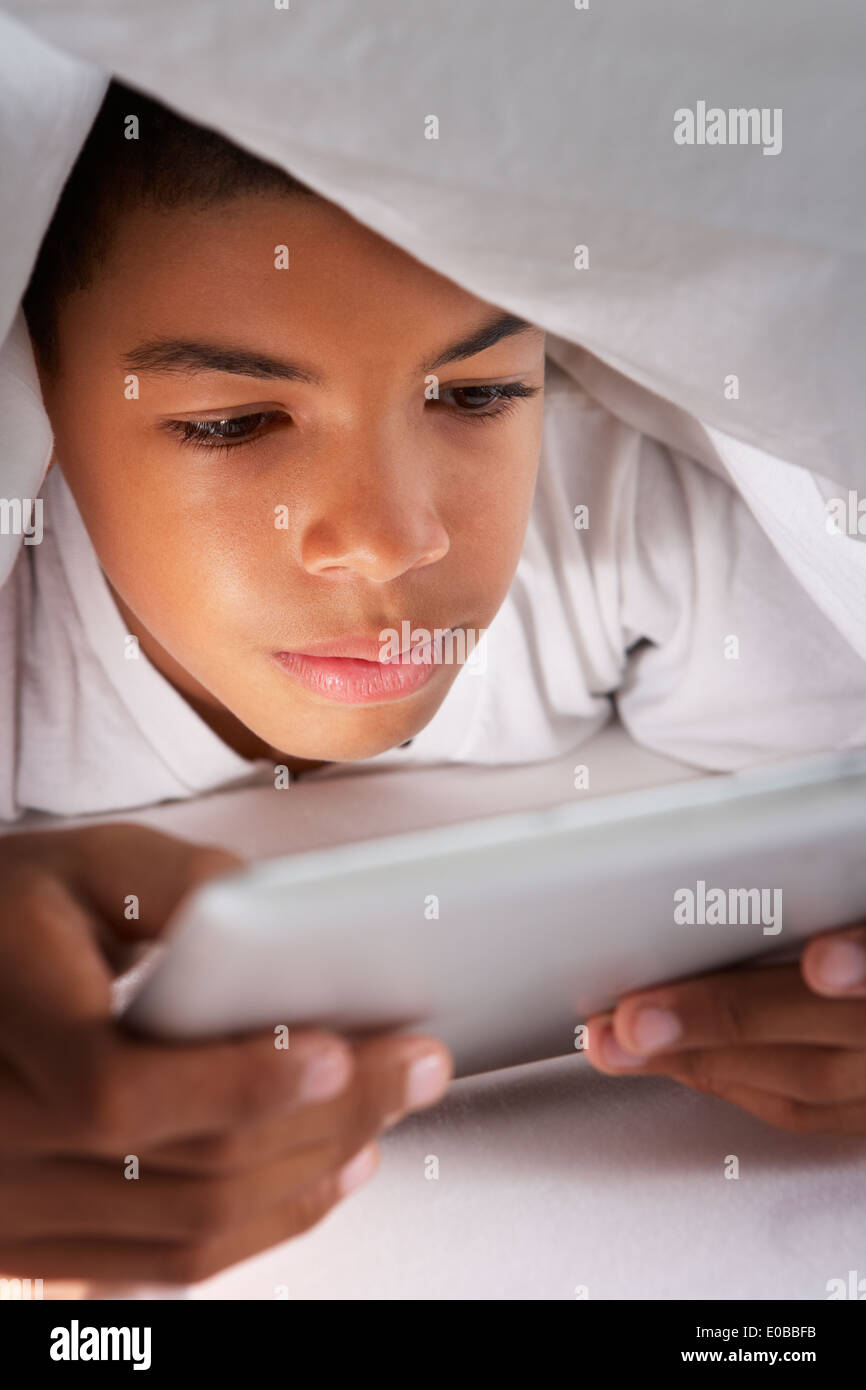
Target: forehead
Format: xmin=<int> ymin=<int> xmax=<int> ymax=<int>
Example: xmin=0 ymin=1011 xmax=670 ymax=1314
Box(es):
xmin=85 ymin=192 xmax=502 ymax=355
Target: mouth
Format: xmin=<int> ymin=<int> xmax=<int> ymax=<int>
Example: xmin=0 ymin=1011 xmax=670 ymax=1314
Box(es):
xmin=272 ymin=627 xmax=453 ymax=705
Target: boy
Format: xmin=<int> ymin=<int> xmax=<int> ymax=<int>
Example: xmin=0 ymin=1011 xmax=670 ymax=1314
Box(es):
xmin=1 ymin=81 xmax=865 ymax=1286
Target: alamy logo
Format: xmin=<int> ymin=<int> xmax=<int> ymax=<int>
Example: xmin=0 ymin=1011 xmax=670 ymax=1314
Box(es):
xmin=0 ymin=497 xmax=43 ymax=545
xmin=49 ymin=1320 xmax=152 ymax=1370
xmin=674 ymin=880 xmax=782 ymax=936
xmin=674 ymin=102 xmax=782 ymax=156
xmin=0 ymin=1276 xmax=43 ymax=1299
xmin=379 ymin=622 xmax=487 ymax=674
xmin=825 ymin=491 xmax=866 ymax=535
xmin=826 ymin=1270 xmax=866 ymax=1299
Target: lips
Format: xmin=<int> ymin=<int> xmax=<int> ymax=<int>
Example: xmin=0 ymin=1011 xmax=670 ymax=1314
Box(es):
xmin=272 ymin=629 xmax=448 ymax=705
xmin=284 ymin=625 xmax=453 ymax=664
xmin=291 ymin=633 xmax=405 ymax=663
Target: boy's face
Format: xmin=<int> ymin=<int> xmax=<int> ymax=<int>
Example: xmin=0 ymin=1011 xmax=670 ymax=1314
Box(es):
xmin=38 ymin=192 xmax=546 ymax=765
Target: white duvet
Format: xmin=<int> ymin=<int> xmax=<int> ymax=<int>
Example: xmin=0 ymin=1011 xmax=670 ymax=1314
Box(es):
xmin=0 ymin=0 xmax=863 ymax=815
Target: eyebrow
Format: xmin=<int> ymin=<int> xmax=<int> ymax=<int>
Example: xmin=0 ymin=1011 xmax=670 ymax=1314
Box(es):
xmin=118 ymin=312 xmax=538 ymax=384
xmin=423 ymin=312 xmax=538 ymax=371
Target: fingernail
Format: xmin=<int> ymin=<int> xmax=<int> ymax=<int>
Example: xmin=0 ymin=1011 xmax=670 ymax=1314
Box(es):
xmin=601 ymin=1030 xmax=647 ymax=1069
xmin=338 ymin=1143 xmax=378 ymax=1195
xmin=300 ymin=1046 xmax=352 ymax=1101
xmin=631 ymin=1006 xmax=682 ymax=1053
xmin=816 ymin=940 xmax=866 ymax=990
xmin=406 ymin=1052 xmax=450 ymax=1107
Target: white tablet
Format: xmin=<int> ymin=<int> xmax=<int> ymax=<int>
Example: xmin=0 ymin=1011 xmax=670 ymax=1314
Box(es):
xmin=121 ymin=748 xmax=866 ymax=1077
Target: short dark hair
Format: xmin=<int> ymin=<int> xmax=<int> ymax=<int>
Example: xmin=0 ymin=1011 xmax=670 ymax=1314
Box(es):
xmin=22 ymin=78 xmax=316 ymax=375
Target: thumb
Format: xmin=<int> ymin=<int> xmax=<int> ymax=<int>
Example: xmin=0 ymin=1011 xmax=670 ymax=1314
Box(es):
xmin=49 ymin=822 xmax=245 ymax=941
xmin=0 ymin=825 xmax=244 ymax=1061
xmin=801 ymin=924 xmax=866 ymax=998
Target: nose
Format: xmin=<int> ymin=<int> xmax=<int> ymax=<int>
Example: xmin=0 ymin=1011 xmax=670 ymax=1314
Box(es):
xmin=299 ymin=436 xmax=450 ymax=583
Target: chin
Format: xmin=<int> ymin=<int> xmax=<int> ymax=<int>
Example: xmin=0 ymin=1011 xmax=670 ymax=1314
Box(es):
xmin=298 ymin=726 xmax=415 ymax=762
xmin=260 ymin=706 xmax=435 ymax=764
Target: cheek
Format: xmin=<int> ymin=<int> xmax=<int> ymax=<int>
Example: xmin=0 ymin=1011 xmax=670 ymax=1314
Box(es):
xmin=66 ymin=452 xmax=277 ymax=654
xmin=118 ymin=514 xmax=275 ymax=652
xmin=449 ymin=420 xmax=541 ymax=562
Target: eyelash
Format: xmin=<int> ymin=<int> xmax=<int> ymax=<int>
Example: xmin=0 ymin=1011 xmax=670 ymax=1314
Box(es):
xmin=161 ymin=382 xmax=540 ymax=454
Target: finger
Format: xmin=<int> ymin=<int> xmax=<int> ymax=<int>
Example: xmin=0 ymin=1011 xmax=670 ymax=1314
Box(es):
xmin=593 ymin=964 xmax=866 ymax=1060
xmin=0 ymin=1129 xmax=379 ymax=1242
xmin=137 ymin=1033 xmax=453 ymax=1173
xmin=0 ymin=875 xmax=114 ymax=1045
xmin=66 ymin=823 xmax=245 ymax=942
xmin=174 ymin=1141 xmax=380 ymax=1287
xmin=802 ymin=925 xmax=866 ymax=999
xmin=660 ymin=1069 xmax=866 ymax=1136
xmin=327 ymin=1030 xmax=453 ymax=1130
xmin=0 ymin=829 xmax=243 ymax=1055
xmin=0 ymin=1143 xmax=379 ymax=1285
xmin=593 ymin=1039 xmax=866 ymax=1106
xmin=6 ymin=1030 xmax=450 ymax=1157
xmin=0 ymin=823 xmax=244 ymax=944
xmin=0 ymin=1029 xmax=355 ymax=1155
xmin=585 ymin=1021 xmax=866 ymax=1134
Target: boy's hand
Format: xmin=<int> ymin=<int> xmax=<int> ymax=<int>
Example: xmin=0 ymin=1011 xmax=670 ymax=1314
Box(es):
xmin=585 ymin=925 xmax=866 ymax=1134
xmin=0 ymin=824 xmax=453 ymax=1285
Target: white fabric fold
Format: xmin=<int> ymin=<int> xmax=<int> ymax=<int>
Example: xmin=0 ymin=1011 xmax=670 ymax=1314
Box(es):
xmin=0 ymin=0 xmax=863 ymax=648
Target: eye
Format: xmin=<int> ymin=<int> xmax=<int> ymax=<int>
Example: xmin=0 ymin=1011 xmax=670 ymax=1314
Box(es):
xmin=437 ymin=382 xmax=540 ymax=421
xmin=161 ymin=410 xmax=286 ymax=453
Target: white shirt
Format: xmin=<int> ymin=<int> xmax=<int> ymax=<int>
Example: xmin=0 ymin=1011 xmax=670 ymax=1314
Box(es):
xmin=2 ymin=361 xmax=864 ymax=821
